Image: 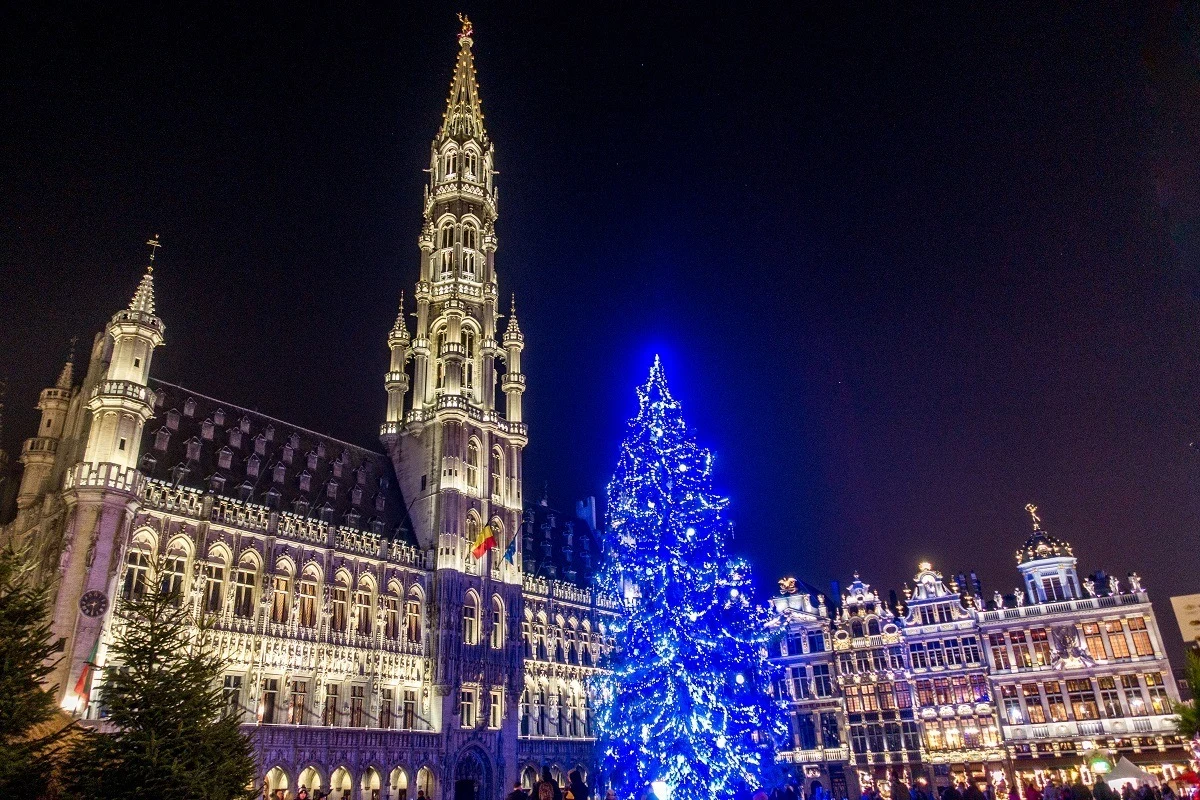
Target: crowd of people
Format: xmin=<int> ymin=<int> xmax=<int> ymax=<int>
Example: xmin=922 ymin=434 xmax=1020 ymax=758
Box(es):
xmin=505 ymin=766 xmax=596 ymax=800
xmin=734 ymin=775 xmax=1189 ymax=800
xmin=267 ymin=771 xmax=1187 ymax=800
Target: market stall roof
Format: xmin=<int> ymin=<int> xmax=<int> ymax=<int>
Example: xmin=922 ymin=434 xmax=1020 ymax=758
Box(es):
xmin=1106 ymin=757 xmax=1159 ymax=787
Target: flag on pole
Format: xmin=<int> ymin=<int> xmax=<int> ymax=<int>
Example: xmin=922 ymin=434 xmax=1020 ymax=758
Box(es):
xmin=72 ymin=637 xmax=101 ymax=712
xmin=502 ymin=535 xmax=517 ymax=564
xmin=471 ymin=524 xmax=497 ymax=559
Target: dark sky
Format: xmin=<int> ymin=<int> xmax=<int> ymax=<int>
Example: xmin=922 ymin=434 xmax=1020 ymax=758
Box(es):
xmin=4 ymin=3 xmax=1200 ymax=660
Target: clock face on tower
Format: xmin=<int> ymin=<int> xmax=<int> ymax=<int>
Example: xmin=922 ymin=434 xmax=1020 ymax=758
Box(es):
xmin=79 ymin=590 xmax=109 ymax=618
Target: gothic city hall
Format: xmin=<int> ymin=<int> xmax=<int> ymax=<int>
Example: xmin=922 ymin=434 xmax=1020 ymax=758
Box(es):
xmin=2 ymin=21 xmax=618 ymax=800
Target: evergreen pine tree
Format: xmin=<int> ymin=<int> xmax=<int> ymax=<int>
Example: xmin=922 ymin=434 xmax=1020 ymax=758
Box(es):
xmin=1174 ymin=650 xmax=1200 ymax=742
xmin=62 ymin=566 xmax=257 ymax=800
xmin=594 ymin=358 xmax=787 ymax=800
xmin=0 ymin=544 xmax=69 ymax=798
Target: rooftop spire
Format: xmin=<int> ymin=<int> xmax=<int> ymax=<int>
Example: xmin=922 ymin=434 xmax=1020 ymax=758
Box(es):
xmin=128 ymin=235 xmax=159 ymax=314
xmin=438 ymin=15 xmax=487 ymax=143
xmin=55 ymin=336 xmax=77 ymax=389
xmin=503 ymin=293 xmax=522 ymax=341
xmin=1025 ymin=502 xmax=1041 ymax=531
xmin=390 ymin=291 xmax=410 ymax=340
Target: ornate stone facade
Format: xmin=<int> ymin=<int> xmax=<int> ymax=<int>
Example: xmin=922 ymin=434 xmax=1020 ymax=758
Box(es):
xmin=769 ymin=516 xmax=1186 ymax=799
xmin=0 ymin=20 xmax=618 ymax=800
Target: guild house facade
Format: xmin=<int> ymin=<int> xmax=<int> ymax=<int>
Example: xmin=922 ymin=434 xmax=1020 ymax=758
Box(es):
xmin=0 ymin=18 xmax=618 ymax=800
xmin=769 ymin=509 xmax=1186 ymax=799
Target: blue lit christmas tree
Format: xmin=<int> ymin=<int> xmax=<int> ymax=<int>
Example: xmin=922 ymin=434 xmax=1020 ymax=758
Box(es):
xmin=595 ymin=357 xmax=786 ymax=800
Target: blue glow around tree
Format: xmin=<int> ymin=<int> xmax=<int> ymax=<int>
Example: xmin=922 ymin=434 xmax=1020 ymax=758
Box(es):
xmin=595 ymin=357 xmax=787 ymax=800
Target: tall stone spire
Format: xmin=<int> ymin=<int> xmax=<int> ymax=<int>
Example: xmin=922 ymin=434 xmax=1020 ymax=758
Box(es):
xmin=438 ymin=14 xmax=487 ymax=144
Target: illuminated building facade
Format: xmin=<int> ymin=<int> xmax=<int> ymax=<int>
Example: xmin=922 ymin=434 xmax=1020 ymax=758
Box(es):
xmin=980 ymin=509 xmax=1182 ymax=786
xmin=771 ymin=583 xmax=851 ymax=799
xmin=901 ymin=564 xmax=1002 ymax=790
xmin=0 ymin=19 xmax=619 ymax=800
xmin=769 ymin=511 xmax=1186 ymax=797
xmin=832 ymin=576 xmax=925 ymax=794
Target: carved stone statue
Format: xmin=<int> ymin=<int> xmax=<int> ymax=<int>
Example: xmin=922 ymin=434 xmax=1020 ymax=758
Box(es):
xmin=58 ymin=537 xmax=74 ymax=578
xmin=1127 ymin=572 xmax=1143 ymax=592
xmin=1083 ymin=578 xmax=1096 ymax=598
xmin=993 ymin=590 xmax=1004 ymax=609
xmin=1014 ymin=589 xmax=1025 ymax=607
xmin=1051 ymin=623 xmax=1095 ymax=667
xmin=1108 ymin=575 xmax=1120 ymax=595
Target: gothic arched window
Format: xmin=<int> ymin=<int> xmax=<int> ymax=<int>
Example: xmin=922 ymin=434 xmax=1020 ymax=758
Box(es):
xmin=461 ymin=225 xmax=477 ymax=279
xmin=463 ymin=592 xmax=480 ymax=645
xmin=405 ymin=589 xmax=423 ymax=644
xmin=490 ymin=446 xmax=503 ymax=499
xmin=298 ymin=568 xmax=319 ymax=628
xmin=331 ymin=577 xmax=349 ymax=633
xmin=462 ymin=330 xmax=476 ymax=389
xmin=491 ymin=596 xmax=505 ymax=649
xmin=122 ymin=546 xmax=151 ymax=601
xmin=466 ymin=439 xmax=480 ymax=490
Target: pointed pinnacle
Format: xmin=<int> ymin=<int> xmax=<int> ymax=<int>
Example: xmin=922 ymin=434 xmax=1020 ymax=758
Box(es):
xmin=56 ymin=337 xmax=77 ymax=389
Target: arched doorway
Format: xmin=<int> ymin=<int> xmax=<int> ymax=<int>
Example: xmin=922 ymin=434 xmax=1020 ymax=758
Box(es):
xmin=454 ymin=748 xmax=491 ymax=800
xmin=330 ymin=767 xmax=353 ymax=800
xmin=416 ymin=766 xmax=437 ymax=799
xmin=362 ymin=767 xmax=382 ymax=800
xmin=298 ymin=766 xmax=323 ymax=797
xmin=389 ymin=767 xmax=410 ymax=800
xmin=521 ymin=766 xmax=538 ymax=791
xmin=265 ymin=766 xmax=290 ymax=799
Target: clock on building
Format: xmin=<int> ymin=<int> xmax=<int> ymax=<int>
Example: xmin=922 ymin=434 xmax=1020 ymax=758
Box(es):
xmin=79 ymin=590 xmax=109 ymax=618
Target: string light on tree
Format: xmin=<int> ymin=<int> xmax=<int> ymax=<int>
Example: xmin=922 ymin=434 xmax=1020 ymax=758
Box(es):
xmin=594 ymin=356 xmax=787 ymax=800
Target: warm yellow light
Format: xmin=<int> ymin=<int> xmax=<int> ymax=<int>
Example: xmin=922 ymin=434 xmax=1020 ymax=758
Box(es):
xmin=919 ymin=561 xmax=932 ymax=571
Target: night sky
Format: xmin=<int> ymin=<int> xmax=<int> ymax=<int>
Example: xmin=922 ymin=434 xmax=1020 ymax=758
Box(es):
xmin=3 ymin=3 xmax=1199 ymax=661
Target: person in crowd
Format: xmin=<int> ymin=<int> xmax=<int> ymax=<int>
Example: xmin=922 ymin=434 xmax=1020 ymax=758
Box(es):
xmin=964 ymin=780 xmax=987 ymax=800
xmin=1044 ymin=779 xmax=1063 ymax=800
xmin=1071 ymin=779 xmax=1094 ymax=800
xmin=507 ymin=780 xmax=530 ymax=800
xmin=1094 ymin=780 xmax=1118 ymax=800
xmin=297 ymin=789 xmax=309 ymax=800
xmin=534 ymin=766 xmax=562 ymax=800
xmin=605 ymin=790 xmax=618 ymax=800
xmin=566 ymin=769 xmax=589 ymax=800
xmin=944 ymin=782 xmax=965 ymax=800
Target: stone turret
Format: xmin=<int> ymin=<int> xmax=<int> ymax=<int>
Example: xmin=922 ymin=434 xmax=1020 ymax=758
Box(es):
xmin=53 ymin=237 xmax=165 ymax=711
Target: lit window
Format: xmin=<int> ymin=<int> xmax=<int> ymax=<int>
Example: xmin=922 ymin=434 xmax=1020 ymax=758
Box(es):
xmin=460 ymin=687 xmax=477 ymax=728
xmin=489 ymin=688 xmax=503 ymax=729
xmin=491 ymin=596 xmax=505 ymax=649
xmin=466 ymin=440 xmax=480 ymax=489
xmin=122 ymin=547 xmax=151 ymax=601
xmin=463 ymin=593 xmax=480 ymax=645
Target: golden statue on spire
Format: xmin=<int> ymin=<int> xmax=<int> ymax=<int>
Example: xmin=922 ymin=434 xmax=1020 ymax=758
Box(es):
xmin=1025 ymin=503 xmax=1041 ymax=531
xmin=457 ymin=13 xmax=473 ymax=39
